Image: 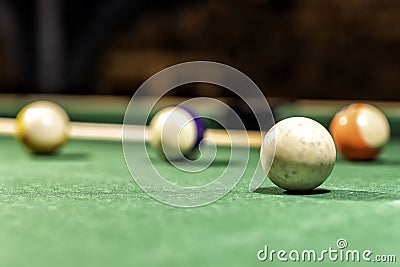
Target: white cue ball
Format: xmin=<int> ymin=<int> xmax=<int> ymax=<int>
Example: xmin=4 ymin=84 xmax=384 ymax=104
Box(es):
xmin=150 ymin=106 xmax=205 ymax=161
xmin=16 ymin=101 xmax=70 ymax=154
xmin=260 ymin=117 xmax=336 ymax=191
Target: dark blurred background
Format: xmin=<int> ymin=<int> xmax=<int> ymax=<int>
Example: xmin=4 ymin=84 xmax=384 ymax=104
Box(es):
xmin=0 ymin=0 xmax=399 ymax=99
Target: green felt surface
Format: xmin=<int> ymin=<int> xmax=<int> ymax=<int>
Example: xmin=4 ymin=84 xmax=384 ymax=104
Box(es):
xmin=0 ymin=96 xmax=225 ymax=128
xmin=0 ymin=135 xmax=399 ymax=266
xmin=0 ymin=96 xmax=127 ymax=123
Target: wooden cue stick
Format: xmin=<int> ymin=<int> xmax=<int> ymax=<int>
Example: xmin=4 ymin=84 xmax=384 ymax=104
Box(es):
xmin=0 ymin=118 xmax=263 ymax=147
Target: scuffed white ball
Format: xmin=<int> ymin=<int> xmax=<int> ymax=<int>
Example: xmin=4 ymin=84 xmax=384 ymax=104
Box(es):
xmin=260 ymin=117 xmax=336 ymax=191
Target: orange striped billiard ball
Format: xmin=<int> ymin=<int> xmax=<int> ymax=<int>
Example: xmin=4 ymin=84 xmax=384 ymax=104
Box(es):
xmin=329 ymin=103 xmax=390 ymax=160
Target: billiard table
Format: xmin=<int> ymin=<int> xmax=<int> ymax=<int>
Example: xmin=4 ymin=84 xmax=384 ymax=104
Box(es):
xmin=0 ymin=96 xmax=398 ymax=266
